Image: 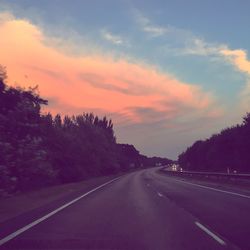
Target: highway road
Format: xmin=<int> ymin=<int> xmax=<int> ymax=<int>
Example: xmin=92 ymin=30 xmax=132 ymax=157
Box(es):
xmin=0 ymin=167 xmax=250 ymax=250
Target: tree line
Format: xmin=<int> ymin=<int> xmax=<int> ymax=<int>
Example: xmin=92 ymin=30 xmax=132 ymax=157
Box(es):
xmin=178 ymin=114 xmax=250 ymax=173
xmin=0 ymin=66 xmax=172 ymax=196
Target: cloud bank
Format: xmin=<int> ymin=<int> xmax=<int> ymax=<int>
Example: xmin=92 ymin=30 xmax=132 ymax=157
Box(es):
xmin=0 ymin=11 xmax=217 ymax=128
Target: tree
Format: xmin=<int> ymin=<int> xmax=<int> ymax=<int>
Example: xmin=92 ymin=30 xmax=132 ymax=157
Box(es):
xmin=0 ymin=66 xmax=172 ymax=196
xmin=0 ymin=66 xmax=53 ymax=193
xmin=178 ymin=114 xmax=250 ymax=173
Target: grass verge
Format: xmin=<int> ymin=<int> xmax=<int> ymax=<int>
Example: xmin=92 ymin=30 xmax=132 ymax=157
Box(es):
xmin=0 ymin=174 xmax=122 ymax=224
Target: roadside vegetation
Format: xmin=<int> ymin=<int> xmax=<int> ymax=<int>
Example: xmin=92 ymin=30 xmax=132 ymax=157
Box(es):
xmin=0 ymin=66 xmax=172 ymax=196
xmin=178 ymin=113 xmax=250 ymax=173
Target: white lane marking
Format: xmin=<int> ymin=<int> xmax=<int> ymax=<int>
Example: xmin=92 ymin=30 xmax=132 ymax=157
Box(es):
xmin=195 ymin=221 xmax=226 ymax=246
xmin=175 ymin=179 xmax=250 ymax=199
xmin=0 ymin=177 xmax=121 ymax=246
xmin=157 ymin=192 xmax=164 ymax=197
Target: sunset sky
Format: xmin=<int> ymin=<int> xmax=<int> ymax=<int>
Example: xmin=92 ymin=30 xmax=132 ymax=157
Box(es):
xmin=1 ymin=0 xmax=250 ymax=159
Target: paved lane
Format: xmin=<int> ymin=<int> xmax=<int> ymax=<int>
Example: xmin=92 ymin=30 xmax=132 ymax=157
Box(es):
xmin=144 ymin=169 xmax=250 ymax=250
xmin=1 ymin=168 xmax=249 ymax=249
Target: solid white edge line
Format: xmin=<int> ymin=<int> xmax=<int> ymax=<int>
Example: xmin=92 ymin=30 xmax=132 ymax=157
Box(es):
xmin=175 ymin=179 xmax=250 ymax=199
xmin=0 ymin=176 xmax=121 ymax=246
xmin=195 ymin=221 xmax=226 ymax=246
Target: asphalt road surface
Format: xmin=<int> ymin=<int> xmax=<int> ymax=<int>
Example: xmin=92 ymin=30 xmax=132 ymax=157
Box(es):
xmin=1 ymin=167 xmax=250 ymax=250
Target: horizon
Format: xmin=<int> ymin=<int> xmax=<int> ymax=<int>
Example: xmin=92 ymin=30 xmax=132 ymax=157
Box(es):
xmin=1 ymin=0 xmax=250 ymax=159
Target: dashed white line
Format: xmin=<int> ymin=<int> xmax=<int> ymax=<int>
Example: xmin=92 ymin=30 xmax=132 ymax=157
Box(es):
xmin=157 ymin=192 xmax=164 ymax=197
xmin=0 ymin=177 xmax=120 ymax=246
xmin=195 ymin=221 xmax=226 ymax=246
xmin=175 ymin=179 xmax=250 ymax=199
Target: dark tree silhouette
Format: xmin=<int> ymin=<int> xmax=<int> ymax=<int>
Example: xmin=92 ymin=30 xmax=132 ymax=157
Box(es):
xmin=178 ymin=114 xmax=250 ymax=173
xmin=0 ymin=66 xmax=172 ymax=196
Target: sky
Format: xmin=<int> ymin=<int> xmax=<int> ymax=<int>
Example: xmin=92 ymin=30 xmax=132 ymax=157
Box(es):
xmin=1 ymin=0 xmax=250 ymax=159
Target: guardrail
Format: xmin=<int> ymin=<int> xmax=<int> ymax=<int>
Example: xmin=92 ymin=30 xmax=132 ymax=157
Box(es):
xmin=160 ymin=168 xmax=250 ymax=182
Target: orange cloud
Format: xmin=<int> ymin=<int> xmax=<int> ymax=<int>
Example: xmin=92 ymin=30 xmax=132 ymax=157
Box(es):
xmin=220 ymin=49 xmax=250 ymax=75
xmin=0 ymin=12 xmax=216 ymax=125
xmin=220 ymin=48 xmax=250 ymax=110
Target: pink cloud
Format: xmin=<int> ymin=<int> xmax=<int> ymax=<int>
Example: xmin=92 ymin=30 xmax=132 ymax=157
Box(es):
xmin=0 ymin=12 xmax=217 ymax=125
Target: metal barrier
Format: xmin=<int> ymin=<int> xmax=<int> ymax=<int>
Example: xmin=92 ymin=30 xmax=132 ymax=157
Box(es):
xmin=160 ymin=168 xmax=250 ymax=182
